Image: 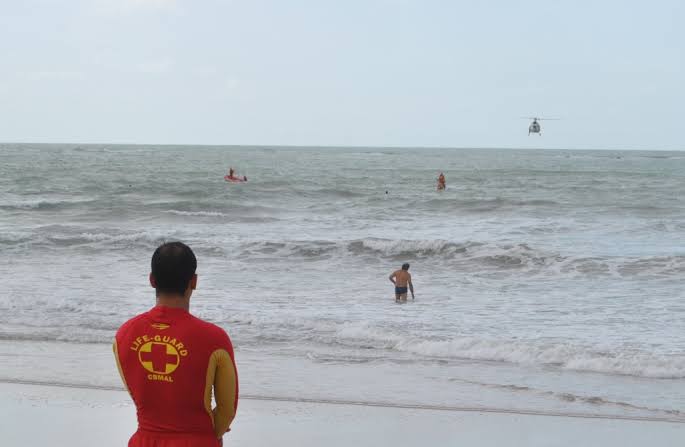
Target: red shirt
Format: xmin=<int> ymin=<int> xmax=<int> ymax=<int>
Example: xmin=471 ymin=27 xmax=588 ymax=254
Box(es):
xmin=114 ymin=305 xmax=238 ymax=446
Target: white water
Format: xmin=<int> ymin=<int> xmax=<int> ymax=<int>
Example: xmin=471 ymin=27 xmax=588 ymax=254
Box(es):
xmin=1 ymin=144 xmax=684 ymax=419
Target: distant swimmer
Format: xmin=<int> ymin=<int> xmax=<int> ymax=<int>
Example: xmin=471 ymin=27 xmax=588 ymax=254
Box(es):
xmin=437 ymin=172 xmax=446 ymax=191
xmin=225 ymin=167 xmax=247 ymax=182
xmin=389 ymin=263 xmax=414 ymax=303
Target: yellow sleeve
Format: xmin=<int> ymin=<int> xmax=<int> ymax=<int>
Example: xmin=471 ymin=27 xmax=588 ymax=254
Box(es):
xmin=113 ymin=340 xmax=130 ymax=393
xmin=204 ymin=349 xmax=238 ymax=438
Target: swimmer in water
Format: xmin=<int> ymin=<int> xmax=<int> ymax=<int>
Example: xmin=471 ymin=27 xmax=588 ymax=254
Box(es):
xmin=437 ymin=172 xmax=446 ymax=191
xmin=389 ymin=263 xmax=414 ymax=302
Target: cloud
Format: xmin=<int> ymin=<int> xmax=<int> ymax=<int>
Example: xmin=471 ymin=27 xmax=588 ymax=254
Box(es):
xmin=93 ymin=0 xmax=179 ymax=15
xmin=224 ymin=78 xmax=239 ymax=90
xmin=207 ymin=78 xmax=241 ymax=100
xmin=136 ymin=60 xmax=174 ymax=74
xmin=24 ymin=71 xmax=86 ymax=81
xmin=127 ymin=0 xmax=178 ymax=9
xmin=191 ymin=66 xmax=220 ymax=77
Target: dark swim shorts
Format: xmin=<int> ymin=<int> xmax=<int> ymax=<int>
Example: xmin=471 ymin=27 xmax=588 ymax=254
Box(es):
xmin=395 ymin=287 xmax=408 ymax=295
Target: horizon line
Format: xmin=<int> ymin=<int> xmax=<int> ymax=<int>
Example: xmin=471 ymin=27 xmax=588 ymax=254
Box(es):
xmin=1 ymin=141 xmax=683 ymax=152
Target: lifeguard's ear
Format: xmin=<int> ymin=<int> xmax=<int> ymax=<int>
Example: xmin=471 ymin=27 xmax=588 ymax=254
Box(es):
xmin=191 ymin=274 xmax=198 ymax=290
xmin=149 ymin=273 xmax=157 ymax=288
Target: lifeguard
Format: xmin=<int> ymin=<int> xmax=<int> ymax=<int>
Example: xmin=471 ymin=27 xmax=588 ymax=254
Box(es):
xmin=114 ymin=242 xmax=238 ymax=447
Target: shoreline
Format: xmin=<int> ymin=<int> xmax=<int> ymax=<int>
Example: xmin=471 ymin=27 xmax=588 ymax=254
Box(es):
xmin=2 ymin=382 xmax=684 ymax=447
xmin=2 ymin=378 xmax=683 ymax=425
xmin=2 ymin=338 xmax=683 ymax=422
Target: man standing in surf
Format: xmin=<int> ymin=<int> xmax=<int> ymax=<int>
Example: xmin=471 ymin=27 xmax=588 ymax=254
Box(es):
xmin=113 ymin=242 xmax=238 ymax=447
xmin=389 ymin=263 xmax=415 ymax=302
xmin=437 ymin=172 xmax=446 ymax=190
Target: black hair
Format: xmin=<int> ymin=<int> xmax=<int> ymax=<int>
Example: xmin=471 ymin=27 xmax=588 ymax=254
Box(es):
xmin=151 ymin=242 xmax=197 ymax=297
xmin=402 ymin=263 xmax=410 ymax=270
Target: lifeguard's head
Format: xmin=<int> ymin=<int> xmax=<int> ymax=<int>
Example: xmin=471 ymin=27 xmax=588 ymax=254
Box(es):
xmin=150 ymin=242 xmax=197 ymax=298
xmin=402 ymin=263 xmax=410 ymax=271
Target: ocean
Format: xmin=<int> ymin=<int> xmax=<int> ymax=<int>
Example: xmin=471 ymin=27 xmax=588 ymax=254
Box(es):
xmin=1 ymin=144 xmax=684 ymax=421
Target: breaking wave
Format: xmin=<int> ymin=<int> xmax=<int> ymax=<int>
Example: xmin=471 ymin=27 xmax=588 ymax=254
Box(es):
xmin=4 ymin=315 xmax=683 ymax=379
xmin=165 ymin=210 xmax=228 ymax=217
xmin=0 ymin=196 xmax=98 ymax=210
xmin=236 ymin=317 xmax=685 ymax=379
xmin=238 ymin=238 xmax=685 ymax=277
xmin=0 ymin=228 xmax=173 ymax=251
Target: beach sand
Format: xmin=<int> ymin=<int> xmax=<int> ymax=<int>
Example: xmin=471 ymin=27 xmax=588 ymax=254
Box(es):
xmin=2 ymin=382 xmax=684 ymax=447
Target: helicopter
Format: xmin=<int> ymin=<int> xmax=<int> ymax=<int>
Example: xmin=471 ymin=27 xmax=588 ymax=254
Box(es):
xmin=522 ymin=117 xmax=559 ymax=136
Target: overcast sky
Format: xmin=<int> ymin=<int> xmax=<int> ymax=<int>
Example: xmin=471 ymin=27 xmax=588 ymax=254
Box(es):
xmin=0 ymin=0 xmax=682 ymax=149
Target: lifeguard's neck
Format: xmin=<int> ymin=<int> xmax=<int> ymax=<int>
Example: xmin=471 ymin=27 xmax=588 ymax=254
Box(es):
xmin=156 ymin=294 xmax=190 ymax=311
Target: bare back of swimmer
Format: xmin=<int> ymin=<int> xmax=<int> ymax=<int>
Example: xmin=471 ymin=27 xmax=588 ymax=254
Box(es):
xmin=389 ymin=263 xmax=414 ymax=302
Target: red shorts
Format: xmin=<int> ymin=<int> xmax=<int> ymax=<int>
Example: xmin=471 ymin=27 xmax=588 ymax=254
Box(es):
xmin=129 ymin=430 xmax=221 ymax=447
